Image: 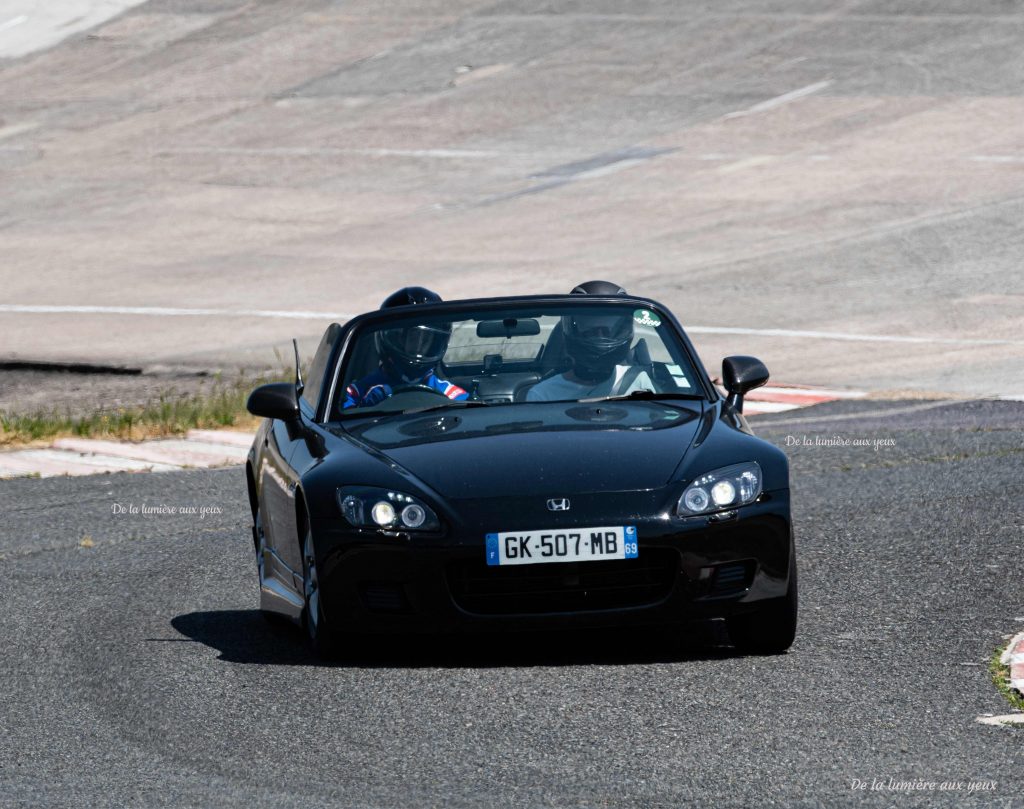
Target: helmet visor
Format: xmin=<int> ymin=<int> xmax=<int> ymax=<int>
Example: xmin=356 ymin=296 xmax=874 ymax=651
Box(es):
xmin=566 ymin=313 xmax=633 ymax=344
xmin=380 ymin=324 xmax=450 ymax=362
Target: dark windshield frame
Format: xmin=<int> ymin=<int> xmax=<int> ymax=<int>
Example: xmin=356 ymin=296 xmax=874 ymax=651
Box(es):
xmin=322 ymin=294 xmax=717 ymax=422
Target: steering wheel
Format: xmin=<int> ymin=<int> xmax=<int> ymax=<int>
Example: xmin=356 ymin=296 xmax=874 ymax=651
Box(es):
xmin=390 ymin=383 xmax=452 ymax=399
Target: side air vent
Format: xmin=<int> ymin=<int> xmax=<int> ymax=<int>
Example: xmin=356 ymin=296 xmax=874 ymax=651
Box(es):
xmin=359 ymin=582 xmax=411 ymax=613
xmin=708 ymin=562 xmax=754 ymax=597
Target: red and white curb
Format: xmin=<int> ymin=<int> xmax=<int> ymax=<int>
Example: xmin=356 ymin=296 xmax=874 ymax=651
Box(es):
xmin=1004 ymin=632 xmax=1024 ymax=698
xmin=0 ymin=384 xmax=866 ymax=480
xmin=730 ymin=384 xmax=868 ymax=416
xmin=0 ymin=429 xmax=253 ymax=479
xmin=977 ymin=631 xmax=1024 ymax=727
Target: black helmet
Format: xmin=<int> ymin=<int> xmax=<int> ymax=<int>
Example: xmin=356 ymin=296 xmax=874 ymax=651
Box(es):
xmin=562 ymin=280 xmax=633 ymax=381
xmin=380 ymin=286 xmax=443 ymax=308
xmin=375 ymin=287 xmax=451 ymax=381
xmin=570 ymin=280 xmax=628 ymax=296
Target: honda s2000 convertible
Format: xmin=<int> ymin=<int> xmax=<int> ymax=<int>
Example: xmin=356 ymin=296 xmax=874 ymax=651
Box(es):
xmin=245 ymin=281 xmax=797 ymax=656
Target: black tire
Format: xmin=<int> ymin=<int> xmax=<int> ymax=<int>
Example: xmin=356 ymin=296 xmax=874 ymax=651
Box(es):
xmin=301 ymin=526 xmax=337 ymax=658
xmin=727 ymin=553 xmax=798 ymax=655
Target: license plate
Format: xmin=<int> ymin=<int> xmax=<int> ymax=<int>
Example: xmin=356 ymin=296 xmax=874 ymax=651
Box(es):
xmin=485 ymin=526 xmax=637 ymax=566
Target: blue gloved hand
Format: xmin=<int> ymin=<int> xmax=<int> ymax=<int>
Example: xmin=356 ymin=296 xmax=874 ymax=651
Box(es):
xmin=362 ymin=383 xmax=393 ymax=406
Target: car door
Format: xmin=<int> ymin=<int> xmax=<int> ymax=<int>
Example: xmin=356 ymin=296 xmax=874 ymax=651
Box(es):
xmin=257 ymin=417 xmax=303 ymax=587
xmin=261 ymin=323 xmax=346 ymax=578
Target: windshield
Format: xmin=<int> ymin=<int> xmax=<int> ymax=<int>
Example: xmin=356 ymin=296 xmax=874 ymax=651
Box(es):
xmin=331 ymin=301 xmax=703 ymax=419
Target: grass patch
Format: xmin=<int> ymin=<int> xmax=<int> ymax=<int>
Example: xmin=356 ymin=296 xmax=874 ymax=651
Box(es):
xmin=0 ymin=372 xmax=282 ymax=447
xmin=990 ymin=643 xmax=1024 ymax=713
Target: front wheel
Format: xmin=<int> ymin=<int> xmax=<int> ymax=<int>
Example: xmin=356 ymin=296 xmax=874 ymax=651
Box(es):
xmin=727 ymin=554 xmax=798 ymax=655
xmin=302 ymin=527 xmax=337 ymax=657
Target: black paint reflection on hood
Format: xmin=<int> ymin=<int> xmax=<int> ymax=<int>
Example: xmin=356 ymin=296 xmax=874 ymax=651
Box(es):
xmin=336 ymin=401 xmax=700 ymax=451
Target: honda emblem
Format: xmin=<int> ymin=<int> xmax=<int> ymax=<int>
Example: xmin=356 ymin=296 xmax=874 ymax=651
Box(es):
xmin=546 ymin=498 xmax=571 ymax=512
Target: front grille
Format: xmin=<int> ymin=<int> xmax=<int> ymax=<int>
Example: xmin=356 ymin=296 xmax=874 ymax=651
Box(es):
xmin=446 ymin=549 xmax=678 ymax=615
xmin=359 ymin=582 xmax=411 ymax=613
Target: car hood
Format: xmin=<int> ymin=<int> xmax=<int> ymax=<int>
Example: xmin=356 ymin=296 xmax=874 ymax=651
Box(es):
xmin=339 ymin=401 xmax=702 ymax=498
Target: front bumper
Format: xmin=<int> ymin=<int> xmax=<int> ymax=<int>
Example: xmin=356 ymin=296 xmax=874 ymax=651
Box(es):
xmin=311 ymin=490 xmax=793 ymax=634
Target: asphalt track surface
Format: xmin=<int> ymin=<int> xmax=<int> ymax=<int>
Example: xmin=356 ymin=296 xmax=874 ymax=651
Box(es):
xmin=1 ymin=399 xmax=1021 ymax=808
xmin=2 ymin=1 xmax=1024 ymax=395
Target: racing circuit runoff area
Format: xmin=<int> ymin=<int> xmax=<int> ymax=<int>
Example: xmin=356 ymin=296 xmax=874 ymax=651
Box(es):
xmin=1 ymin=1 xmax=1024 ymax=807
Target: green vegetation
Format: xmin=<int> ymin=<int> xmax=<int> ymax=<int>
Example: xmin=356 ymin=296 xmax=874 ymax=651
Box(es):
xmin=0 ymin=372 xmax=281 ymax=447
xmin=990 ymin=643 xmax=1024 ymax=713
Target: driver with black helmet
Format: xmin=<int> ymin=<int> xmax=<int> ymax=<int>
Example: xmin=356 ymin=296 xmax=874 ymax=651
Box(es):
xmin=527 ymin=281 xmax=654 ymax=402
xmin=343 ymin=287 xmax=468 ymax=409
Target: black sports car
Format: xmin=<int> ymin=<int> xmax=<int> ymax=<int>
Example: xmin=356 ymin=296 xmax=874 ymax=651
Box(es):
xmin=245 ymin=281 xmax=797 ymax=656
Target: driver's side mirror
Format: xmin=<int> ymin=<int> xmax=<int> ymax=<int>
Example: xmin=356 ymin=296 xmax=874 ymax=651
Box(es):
xmin=722 ymin=356 xmax=769 ymax=414
xmin=247 ymin=382 xmax=300 ymax=422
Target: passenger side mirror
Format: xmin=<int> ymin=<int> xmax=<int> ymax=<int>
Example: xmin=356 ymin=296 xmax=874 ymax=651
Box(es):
xmin=722 ymin=356 xmax=769 ymax=414
xmin=247 ymin=382 xmax=300 ymax=422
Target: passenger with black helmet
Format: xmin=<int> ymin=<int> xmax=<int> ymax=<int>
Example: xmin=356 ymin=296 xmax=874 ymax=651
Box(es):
xmin=343 ymin=287 xmax=468 ymax=409
xmin=527 ymin=281 xmax=654 ymax=402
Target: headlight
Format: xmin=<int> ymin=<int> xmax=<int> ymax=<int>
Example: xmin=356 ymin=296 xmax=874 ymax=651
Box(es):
xmin=676 ymin=462 xmax=762 ymax=516
xmin=337 ymin=486 xmax=441 ymax=532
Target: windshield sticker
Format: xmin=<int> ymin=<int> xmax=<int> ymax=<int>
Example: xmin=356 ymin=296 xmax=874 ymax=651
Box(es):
xmin=633 ymin=309 xmax=662 ymax=327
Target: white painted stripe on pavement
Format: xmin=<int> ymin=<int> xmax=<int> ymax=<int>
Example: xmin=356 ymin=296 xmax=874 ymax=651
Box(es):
xmin=2 ymin=304 xmax=1019 ymax=349
xmin=976 ymin=714 xmax=1024 ymax=726
xmin=753 ymin=398 xmax=963 ymax=426
xmin=969 ymin=155 xmax=1024 ymax=163
xmin=186 ymin=429 xmax=255 ymax=447
xmin=723 ymin=80 xmax=832 ymax=119
xmin=24 ymin=449 xmax=175 ymax=470
xmin=155 ymin=146 xmax=501 ymax=159
xmin=0 ymin=15 xmax=28 ymax=34
xmin=687 ymin=325 xmax=1024 ymax=348
xmin=149 ymin=439 xmax=248 ymax=459
xmin=52 ymin=438 xmax=190 ymax=468
xmin=742 ymin=401 xmax=803 ymax=414
xmin=0 ymin=304 xmax=353 ymax=320
xmin=754 ymin=386 xmax=867 ymax=399
xmin=3 ymin=449 xmax=176 ymax=474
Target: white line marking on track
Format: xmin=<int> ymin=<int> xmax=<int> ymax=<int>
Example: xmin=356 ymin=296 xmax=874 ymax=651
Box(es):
xmin=686 ymin=325 xmax=1024 ymax=348
xmin=3 ymin=306 xmax=1020 ymax=348
xmin=0 ymin=15 xmax=28 ymax=34
xmin=154 ymin=147 xmax=500 ymax=159
xmin=976 ymin=714 xmax=1024 ymax=726
xmin=756 ymin=386 xmax=867 ymax=399
xmin=722 ymin=80 xmax=832 ymax=119
xmin=0 ymin=304 xmax=353 ymax=320
xmin=742 ymin=401 xmax=803 ymax=414
xmin=572 ymin=158 xmax=651 ymax=180
xmin=751 ymin=399 xmax=964 ymax=426
xmin=968 ymin=155 xmax=1024 ymax=163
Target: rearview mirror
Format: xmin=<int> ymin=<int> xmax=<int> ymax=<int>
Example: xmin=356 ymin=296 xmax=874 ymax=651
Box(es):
xmin=247 ymin=382 xmax=300 ymax=422
xmin=722 ymin=356 xmax=769 ymax=413
xmin=476 ymin=318 xmax=541 ymax=338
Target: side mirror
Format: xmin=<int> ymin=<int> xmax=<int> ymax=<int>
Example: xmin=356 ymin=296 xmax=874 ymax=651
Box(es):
xmin=722 ymin=356 xmax=769 ymax=413
xmin=246 ymin=382 xmax=300 ymax=422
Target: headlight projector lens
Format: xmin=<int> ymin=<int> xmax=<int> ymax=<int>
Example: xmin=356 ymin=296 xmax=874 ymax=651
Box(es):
xmin=683 ymin=487 xmax=711 ymax=513
xmin=371 ymin=501 xmax=396 ymax=527
xmin=401 ymin=504 xmax=426 ymax=528
xmin=710 ymin=480 xmax=736 ymax=506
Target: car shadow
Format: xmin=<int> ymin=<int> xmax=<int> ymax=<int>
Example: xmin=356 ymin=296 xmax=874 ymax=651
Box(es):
xmin=168 ymin=610 xmax=741 ymax=668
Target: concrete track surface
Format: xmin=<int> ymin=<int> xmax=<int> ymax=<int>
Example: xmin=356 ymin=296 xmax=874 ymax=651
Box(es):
xmin=1 ymin=1 xmax=1023 ymax=395
xmin=0 ymin=400 xmax=1022 ymax=807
